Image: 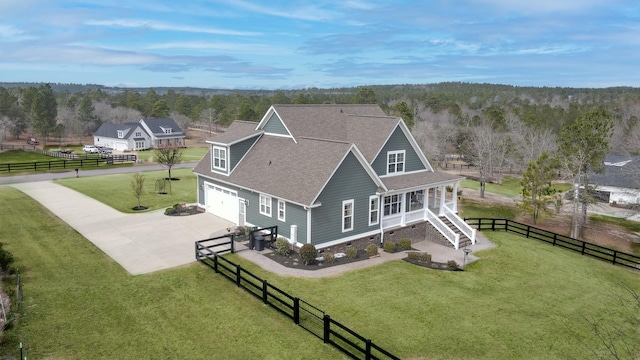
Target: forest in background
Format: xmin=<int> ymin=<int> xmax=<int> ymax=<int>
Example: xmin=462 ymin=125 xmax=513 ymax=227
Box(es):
xmin=1 ymin=81 xmax=639 ymax=171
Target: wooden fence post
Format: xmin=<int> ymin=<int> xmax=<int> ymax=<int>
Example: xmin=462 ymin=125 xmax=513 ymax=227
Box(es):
xmin=366 ymin=339 xmax=372 ymax=360
xmin=553 ymin=233 xmax=557 ymax=246
xmin=230 ymin=234 xmax=235 ymax=253
xmin=323 ymin=315 xmax=331 ymax=344
xmin=294 ymin=298 xmax=300 ymax=325
xmin=213 ymin=254 xmax=218 ymax=273
xmin=236 ymin=265 xmax=242 ymax=286
xmin=612 ymin=251 xmax=617 ymax=265
xmin=581 ymin=242 xmax=586 ymax=255
xmin=262 ymin=280 xmax=268 ymax=304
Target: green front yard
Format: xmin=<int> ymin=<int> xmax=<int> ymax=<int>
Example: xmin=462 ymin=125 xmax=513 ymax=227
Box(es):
xmin=461 ymin=176 xmax=572 ymax=198
xmin=55 ymin=168 xmax=197 ymax=213
xmin=1 ymin=182 xmax=638 ymax=359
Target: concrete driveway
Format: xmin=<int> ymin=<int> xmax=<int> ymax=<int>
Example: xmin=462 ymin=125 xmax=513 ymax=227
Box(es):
xmin=11 ymin=181 xmax=233 ymax=275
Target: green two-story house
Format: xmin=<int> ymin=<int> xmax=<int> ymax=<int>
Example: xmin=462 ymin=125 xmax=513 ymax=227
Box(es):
xmin=193 ymin=104 xmax=475 ymax=250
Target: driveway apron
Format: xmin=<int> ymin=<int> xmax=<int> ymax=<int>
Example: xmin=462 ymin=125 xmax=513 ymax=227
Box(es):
xmin=11 ymin=181 xmax=232 ymax=275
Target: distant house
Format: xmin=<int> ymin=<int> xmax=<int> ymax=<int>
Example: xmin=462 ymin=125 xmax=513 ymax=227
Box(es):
xmin=193 ymin=104 xmax=476 ymax=251
xmin=94 ymin=118 xmax=185 ymax=151
xmin=589 ymin=155 xmax=640 ymax=205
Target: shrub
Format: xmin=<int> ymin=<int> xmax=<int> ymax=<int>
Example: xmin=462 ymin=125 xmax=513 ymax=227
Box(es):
xmin=365 ymin=244 xmax=379 ymax=256
xmin=383 ymin=241 xmax=396 ymax=253
xmin=407 ymin=252 xmax=421 ymax=261
xmin=420 ymin=253 xmax=432 ymax=263
xmin=0 ymin=248 xmax=14 ymax=272
xmin=299 ymin=244 xmax=317 ymax=265
xmin=398 ymin=238 xmax=412 ymax=250
xmin=323 ymin=252 xmax=335 ymax=264
xmin=446 ymin=260 xmax=459 ymax=269
xmin=275 ymin=237 xmax=291 ymax=256
xmin=345 ymin=246 xmax=358 ymax=259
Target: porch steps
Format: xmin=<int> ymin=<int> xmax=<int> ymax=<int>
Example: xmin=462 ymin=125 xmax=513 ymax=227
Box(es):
xmin=439 ymin=216 xmax=473 ymax=249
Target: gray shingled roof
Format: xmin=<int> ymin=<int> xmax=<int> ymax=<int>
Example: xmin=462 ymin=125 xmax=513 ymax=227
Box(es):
xmin=194 ymin=136 xmax=353 ymax=206
xmin=381 ymin=171 xmax=464 ymax=192
xmin=141 ymin=118 xmax=185 ymax=136
xmin=270 ymin=104 xmax=399 ymax=162
xmin=208 ymin=120 xmax=263 ymax=145
xmin=94 ymin=122 xmax=143 ymax=138
xmin=590 ymin=155 xmax=640 ymax=189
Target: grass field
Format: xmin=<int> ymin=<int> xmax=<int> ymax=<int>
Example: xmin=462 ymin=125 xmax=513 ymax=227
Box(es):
xmin=55 ymin=168 xmax=196 ymax=213
xmin=0 ymin=150 xmax=57 ymax=163
xmin=1 ymin=184 xmax=638 ymax=359
xmin=461 ymin=176 xmax=572 ymax=198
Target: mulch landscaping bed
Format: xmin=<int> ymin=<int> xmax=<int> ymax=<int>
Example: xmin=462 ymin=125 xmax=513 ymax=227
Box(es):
xmin=264 ymin=249 xmax=372 ymax=271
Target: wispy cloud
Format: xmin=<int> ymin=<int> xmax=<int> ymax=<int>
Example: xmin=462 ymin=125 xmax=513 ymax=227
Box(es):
xmin=85 ymin=19 xmax=261 ymax=36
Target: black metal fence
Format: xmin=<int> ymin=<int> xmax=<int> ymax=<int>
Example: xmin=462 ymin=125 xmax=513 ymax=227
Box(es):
xmin=0 ymin=155 xmax=137 ymax=173
xmin=195 ymin=232 xmax=400 ymax=360
xmin=465 ymin=218 xmax=640 ymax=271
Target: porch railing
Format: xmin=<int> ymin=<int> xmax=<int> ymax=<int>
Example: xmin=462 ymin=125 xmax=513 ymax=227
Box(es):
xmin=426 ymin=209 xmax=460 ymax=249
xmin=443 ymin=204 xmax=476 ymax=244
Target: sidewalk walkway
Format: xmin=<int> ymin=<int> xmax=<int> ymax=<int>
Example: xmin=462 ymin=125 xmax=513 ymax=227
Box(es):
xmin=10 ymin=180 xmax=495 ymax=277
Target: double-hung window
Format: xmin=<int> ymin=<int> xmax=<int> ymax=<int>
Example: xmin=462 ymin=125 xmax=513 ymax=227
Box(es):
xmin=369 ymin=196 xmax=379 ymax=226
xmin=383 ymin=194 xmax=401 ymax=216
xmin=277 ymin=199 xmax=286 ymax=221
xmin=212 ymin=146 xmax=227 ymax=171
xmin=342 ymin=199 xmax=354 ymax=232
xmin=387 ymin=150 xmax=405 ymax=174
xmin=260 ymin=194 xmax=272 ymax=217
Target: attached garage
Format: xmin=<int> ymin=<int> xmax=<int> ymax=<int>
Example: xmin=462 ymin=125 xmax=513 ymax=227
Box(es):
xmin=205 ymin=184 xmax=239 ymax=224
xmin=115 ymin=142 xmax=128 ymax=151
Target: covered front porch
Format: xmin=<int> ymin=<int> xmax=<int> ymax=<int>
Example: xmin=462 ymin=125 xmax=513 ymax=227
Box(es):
xmin=379 ymin=181 xmax=476 ymax=249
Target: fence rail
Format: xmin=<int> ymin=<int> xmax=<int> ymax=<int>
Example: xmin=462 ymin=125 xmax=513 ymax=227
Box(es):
xmin=195 ymin=234 xmax=399 ymax=360
xmin=465 ymin=218 xmax=640 ymax=271
xmin=0 ymin=155 xmax=137 ymax=173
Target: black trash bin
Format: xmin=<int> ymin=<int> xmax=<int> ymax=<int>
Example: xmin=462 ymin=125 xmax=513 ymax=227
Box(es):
xmin=254 ymin=235 xmax=265 ymax=251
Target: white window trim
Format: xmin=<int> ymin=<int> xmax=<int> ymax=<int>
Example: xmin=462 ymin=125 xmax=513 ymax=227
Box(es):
xmin=369 ymin=195 xmax=379 ymax=226
xmin=260 ymin=194 xmax=272 ymax=217
xmin=277 ymin=199 xmax=286 ymax=222
xmin=117 ymin=130 xmax=124 ymax=139
xmin=135 ymin=131 xmax=142 ymax=137
xmin=383 ymin=194 xmax=402 ymax=216
xmin=342 ymin=199 xmax=354 ymax=232
xmin=212 ymin=146 xmax=227 ymax=171
xmin=387 ymin=150 xmax=406 ymax=175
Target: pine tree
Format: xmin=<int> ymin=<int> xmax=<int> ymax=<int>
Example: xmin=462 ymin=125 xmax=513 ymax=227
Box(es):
xmin=31 ymin=84 xmax=58 ymax=147
xmin=518 ymin=151 xmax=558 ymax=224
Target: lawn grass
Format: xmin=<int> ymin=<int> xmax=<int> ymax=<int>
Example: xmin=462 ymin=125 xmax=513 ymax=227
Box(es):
xmin=55 ymin=168 xmax=196 ymax=213
xmin=3 ymin=184 xmax=639 ymax=359
xmin=461 ymin=176 xmax=572 ymax=198
xmin=0 ymin=150 xmax=56 ymax=163
xmin=234 ymin=231 xmax=640 ymax=359
xmin=0 ymin=186 xmax=344 ymax=359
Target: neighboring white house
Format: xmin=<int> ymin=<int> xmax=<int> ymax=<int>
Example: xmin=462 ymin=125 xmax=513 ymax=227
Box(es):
xmin=93 ymin=118 xmax=185 ymax=151
xmin=589 ymin=155 xmax=640 ymax=205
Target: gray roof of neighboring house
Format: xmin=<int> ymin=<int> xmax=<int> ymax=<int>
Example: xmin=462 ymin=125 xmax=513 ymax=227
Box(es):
xmin=589 ymin=155 xmax=640 ymax=189
xmin=208 ymin=120 xmax=263 ymax=145
xmin=194 ymin=136 xmax=353 ymax=206
xmin=141 ymin=118 xmax=185 ymax=137
xmin=94 ymin=122 xmax=144 ymax=138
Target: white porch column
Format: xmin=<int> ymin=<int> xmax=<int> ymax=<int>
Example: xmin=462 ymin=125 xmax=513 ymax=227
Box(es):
xmin=401 ymin=192 xmax=407 ymax=226
xmin=439 ymin=185 xmax=445 ymax=215
xmin=453 ymin=182 xmax=458 ymax=212
xmin=431 ymin=187 xmax=437 ymax=209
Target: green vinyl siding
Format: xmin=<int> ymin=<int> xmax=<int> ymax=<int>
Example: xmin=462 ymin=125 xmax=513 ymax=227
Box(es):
xmin=244 ymin=193 xmax=307 ymax=243
xmin=262 ymin=113 xmax=290 ymax=136
xmin=372 ymin=126 xmax=425 ymax=175
xmin=229 ymin=136 xmax=259 ymax=170
xmin=310 ymin=152 xmax=379 ymax=246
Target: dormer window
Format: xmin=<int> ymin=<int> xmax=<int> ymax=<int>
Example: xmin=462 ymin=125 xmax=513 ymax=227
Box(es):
xmin=117 ymin=130 xmax=125 ymax=139
xmin=163 ymin=127 xmax=172 ymax=134
xmin=212 ymin=146 xmax=227 ymax=171
xmin=387 ymin=150 xmax=405 ymax=174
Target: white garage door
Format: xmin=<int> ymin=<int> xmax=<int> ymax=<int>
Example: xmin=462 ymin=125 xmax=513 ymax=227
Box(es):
xmin=206 ymin=184 xmax=239 ymax=224
xmin=115 ymin=142 xmax=128 ymax=151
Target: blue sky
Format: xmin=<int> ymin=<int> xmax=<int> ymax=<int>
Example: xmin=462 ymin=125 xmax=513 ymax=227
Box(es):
xmin=1 ymin=0 xmax=639 ymax=89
